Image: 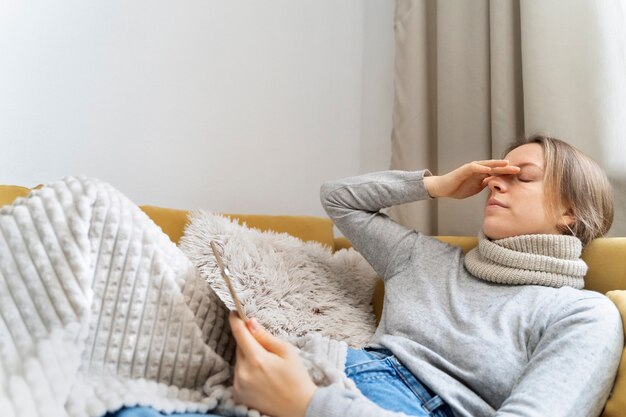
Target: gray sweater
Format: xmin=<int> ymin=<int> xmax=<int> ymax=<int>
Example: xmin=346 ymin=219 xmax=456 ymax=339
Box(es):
xmin=306 ymin=170 xmax=623 ymax=417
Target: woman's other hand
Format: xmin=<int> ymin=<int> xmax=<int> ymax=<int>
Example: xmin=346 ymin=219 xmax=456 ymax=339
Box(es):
xmin=228 ymin=312 xmax=318 ymax=417
xmin=423 ymin=160 xmax=520 ymax=199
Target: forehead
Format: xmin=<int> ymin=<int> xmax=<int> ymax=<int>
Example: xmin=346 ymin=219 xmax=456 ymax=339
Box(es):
xmin=504 ymin=143 xmax=545 ymax=168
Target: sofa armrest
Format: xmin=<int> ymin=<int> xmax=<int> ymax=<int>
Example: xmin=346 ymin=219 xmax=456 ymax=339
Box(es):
xmin=0 ymin=185 xmax=31 ymax=207
xmin=602 ymin=291 xmax=626 ymax=417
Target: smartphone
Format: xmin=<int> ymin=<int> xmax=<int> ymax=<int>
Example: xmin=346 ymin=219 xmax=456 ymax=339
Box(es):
xmin=210 ymin=240 xmax=249 ymax=322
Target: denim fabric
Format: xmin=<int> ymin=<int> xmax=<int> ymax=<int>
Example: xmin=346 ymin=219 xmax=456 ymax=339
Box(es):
xmin=104 ymin=348 xmax=454 ymax=417
xmin=345 ymin=347 xmax=454 ymax=417
xmin=103 ymin=407 xmax=222 ymax=417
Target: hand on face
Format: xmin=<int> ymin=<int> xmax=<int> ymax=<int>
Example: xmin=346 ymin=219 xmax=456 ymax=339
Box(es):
xmin=228 ymin=312 xmax=317 ymax=417
xmin=423 ymin=160 xmax=520 ymax=199
xmin=424 ymin=144 xmax=573 ymax=240
xmin=481 ymin=143 xmax=573 ymax=239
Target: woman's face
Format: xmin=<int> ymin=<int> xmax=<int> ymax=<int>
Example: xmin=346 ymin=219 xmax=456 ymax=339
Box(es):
xmin=482 ymin=143 xmax=571 ymax=240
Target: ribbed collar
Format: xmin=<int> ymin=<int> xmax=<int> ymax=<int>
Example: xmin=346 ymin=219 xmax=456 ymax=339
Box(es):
xmin=464 ymin=232 xmax=587 ymax=289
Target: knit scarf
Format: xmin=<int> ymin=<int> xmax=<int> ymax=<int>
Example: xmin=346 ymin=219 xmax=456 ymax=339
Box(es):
xmin=464 ymin=232 xmax=588 ymax=289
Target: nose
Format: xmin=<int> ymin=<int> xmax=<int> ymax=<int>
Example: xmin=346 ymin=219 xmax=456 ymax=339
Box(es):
xmin=486 ymin=175 xmax=507 ymax=193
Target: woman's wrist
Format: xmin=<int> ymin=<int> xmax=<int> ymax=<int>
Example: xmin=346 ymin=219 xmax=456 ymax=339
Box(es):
xmin=286 ymin=385 xmax=317 ymax=417
xmin=423 ymin=175 xmax=441 ymax=198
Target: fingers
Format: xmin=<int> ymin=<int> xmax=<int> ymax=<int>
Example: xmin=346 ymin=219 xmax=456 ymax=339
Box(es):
xmin=471 ymin=160 xmax=520 ymax=175
xmin=468 ymin=163 xmax=492 ymax=174
xmin=229 ymin=313 xmax=293 ymax=360
xmin=481 ymin=166 xmax=521 ymax=187
xmin=236 ymin=345 xmax=244 ymax=363
xmin=246 ymin=318 xmax=292 ymax=358
xmin=474 ymin=159 xmax=510 ymax=167
xmin=490 ymin=166 xmax=520 ymax=175
xmin=229 ymin=311 xmax=265 ymax=358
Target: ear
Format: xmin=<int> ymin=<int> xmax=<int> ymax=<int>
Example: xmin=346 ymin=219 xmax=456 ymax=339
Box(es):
xmin=557 ymin=207 xmax=576 ymax=229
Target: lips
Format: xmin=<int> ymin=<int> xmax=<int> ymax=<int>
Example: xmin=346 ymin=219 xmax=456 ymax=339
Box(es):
xmin=487 ymin=197 xmax=508 ymax=208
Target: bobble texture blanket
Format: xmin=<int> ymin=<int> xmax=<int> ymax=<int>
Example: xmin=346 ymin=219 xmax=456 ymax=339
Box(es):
xmin=0 ymin=177 xmax=353 ymax=417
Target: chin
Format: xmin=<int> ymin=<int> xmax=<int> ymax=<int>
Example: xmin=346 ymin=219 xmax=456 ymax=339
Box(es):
xmin=482 ymin=224 xmax=515 ymax=241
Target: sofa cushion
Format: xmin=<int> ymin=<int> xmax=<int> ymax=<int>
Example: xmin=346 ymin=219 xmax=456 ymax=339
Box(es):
xmin=179 ymin=210 xmax=378 ymax=348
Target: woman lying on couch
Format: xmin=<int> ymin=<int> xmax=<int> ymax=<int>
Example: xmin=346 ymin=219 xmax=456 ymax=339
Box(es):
xmin=1 ymin=135 xmax=620 ymax=417
xmin=216 ymin=135 xmax=622 ymax=417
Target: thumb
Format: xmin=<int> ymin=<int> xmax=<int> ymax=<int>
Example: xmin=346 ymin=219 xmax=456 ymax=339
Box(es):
xmin=246 ymin=318 xmax=291 ymax=357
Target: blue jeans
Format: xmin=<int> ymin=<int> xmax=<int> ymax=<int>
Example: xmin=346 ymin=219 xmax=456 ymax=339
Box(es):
xmin=105 ymin=348 xmax=454 ymax=417
xmin=345 ymin=347 xmax=454 ymax=417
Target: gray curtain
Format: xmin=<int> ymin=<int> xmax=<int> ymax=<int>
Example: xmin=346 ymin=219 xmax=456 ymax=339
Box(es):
xmin=390 ymin=0 xmax=626 ymax=237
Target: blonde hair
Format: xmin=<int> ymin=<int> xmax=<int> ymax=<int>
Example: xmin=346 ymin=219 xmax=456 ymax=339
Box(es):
xmin=505 ymin=134 xmax=614 ymax=246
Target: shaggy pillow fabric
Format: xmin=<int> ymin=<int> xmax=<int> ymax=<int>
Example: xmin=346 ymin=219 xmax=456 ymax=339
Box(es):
xmin=179 ymin=210 xmax=379 ymax=348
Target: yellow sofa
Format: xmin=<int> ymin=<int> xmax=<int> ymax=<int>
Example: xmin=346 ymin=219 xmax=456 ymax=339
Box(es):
xmin=1 ymin=185 xmax=625 ymax=416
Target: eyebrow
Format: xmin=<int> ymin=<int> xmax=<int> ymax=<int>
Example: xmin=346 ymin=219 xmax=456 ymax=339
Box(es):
xmin=516 ymin=162 xmax=544 ymax=171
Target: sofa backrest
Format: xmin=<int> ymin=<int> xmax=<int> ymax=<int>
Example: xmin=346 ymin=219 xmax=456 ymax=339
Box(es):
xmin=2 ymin=184 xmax=624 ymax=294
xmin=140 ymin=205 xmax=336 ymax=248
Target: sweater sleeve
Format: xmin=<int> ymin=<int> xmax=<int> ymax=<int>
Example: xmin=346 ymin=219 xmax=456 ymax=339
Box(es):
xmin=305 ymin=384 xmax=414 ymax=417
xmin=494 ymin=295 xmax=623 ymax=417
xmin=319 ymin=170 xmax=432 ymax=279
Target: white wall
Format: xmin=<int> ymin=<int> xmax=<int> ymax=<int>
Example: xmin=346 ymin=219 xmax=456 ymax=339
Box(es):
xmin=0 ymin=0 xmax=394 ymax=216
xmin=361 ymin=0 xmax=395 ymax=175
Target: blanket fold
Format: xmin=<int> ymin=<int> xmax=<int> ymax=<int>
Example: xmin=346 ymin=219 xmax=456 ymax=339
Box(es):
xmin=0 ymin=177 xmax=352 ymax=417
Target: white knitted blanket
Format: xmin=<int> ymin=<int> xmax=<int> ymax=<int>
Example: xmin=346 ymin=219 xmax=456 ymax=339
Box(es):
xmin=0 ymin=177 xmax=353 ymax=417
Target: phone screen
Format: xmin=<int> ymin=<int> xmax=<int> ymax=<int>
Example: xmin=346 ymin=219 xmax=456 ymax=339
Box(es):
xmin=210 ymin=241 xmax=249 ymax=322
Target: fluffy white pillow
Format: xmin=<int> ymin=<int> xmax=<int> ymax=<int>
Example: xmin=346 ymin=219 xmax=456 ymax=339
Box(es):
xmin=179 ymin=210 xmax=378 ymax=348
